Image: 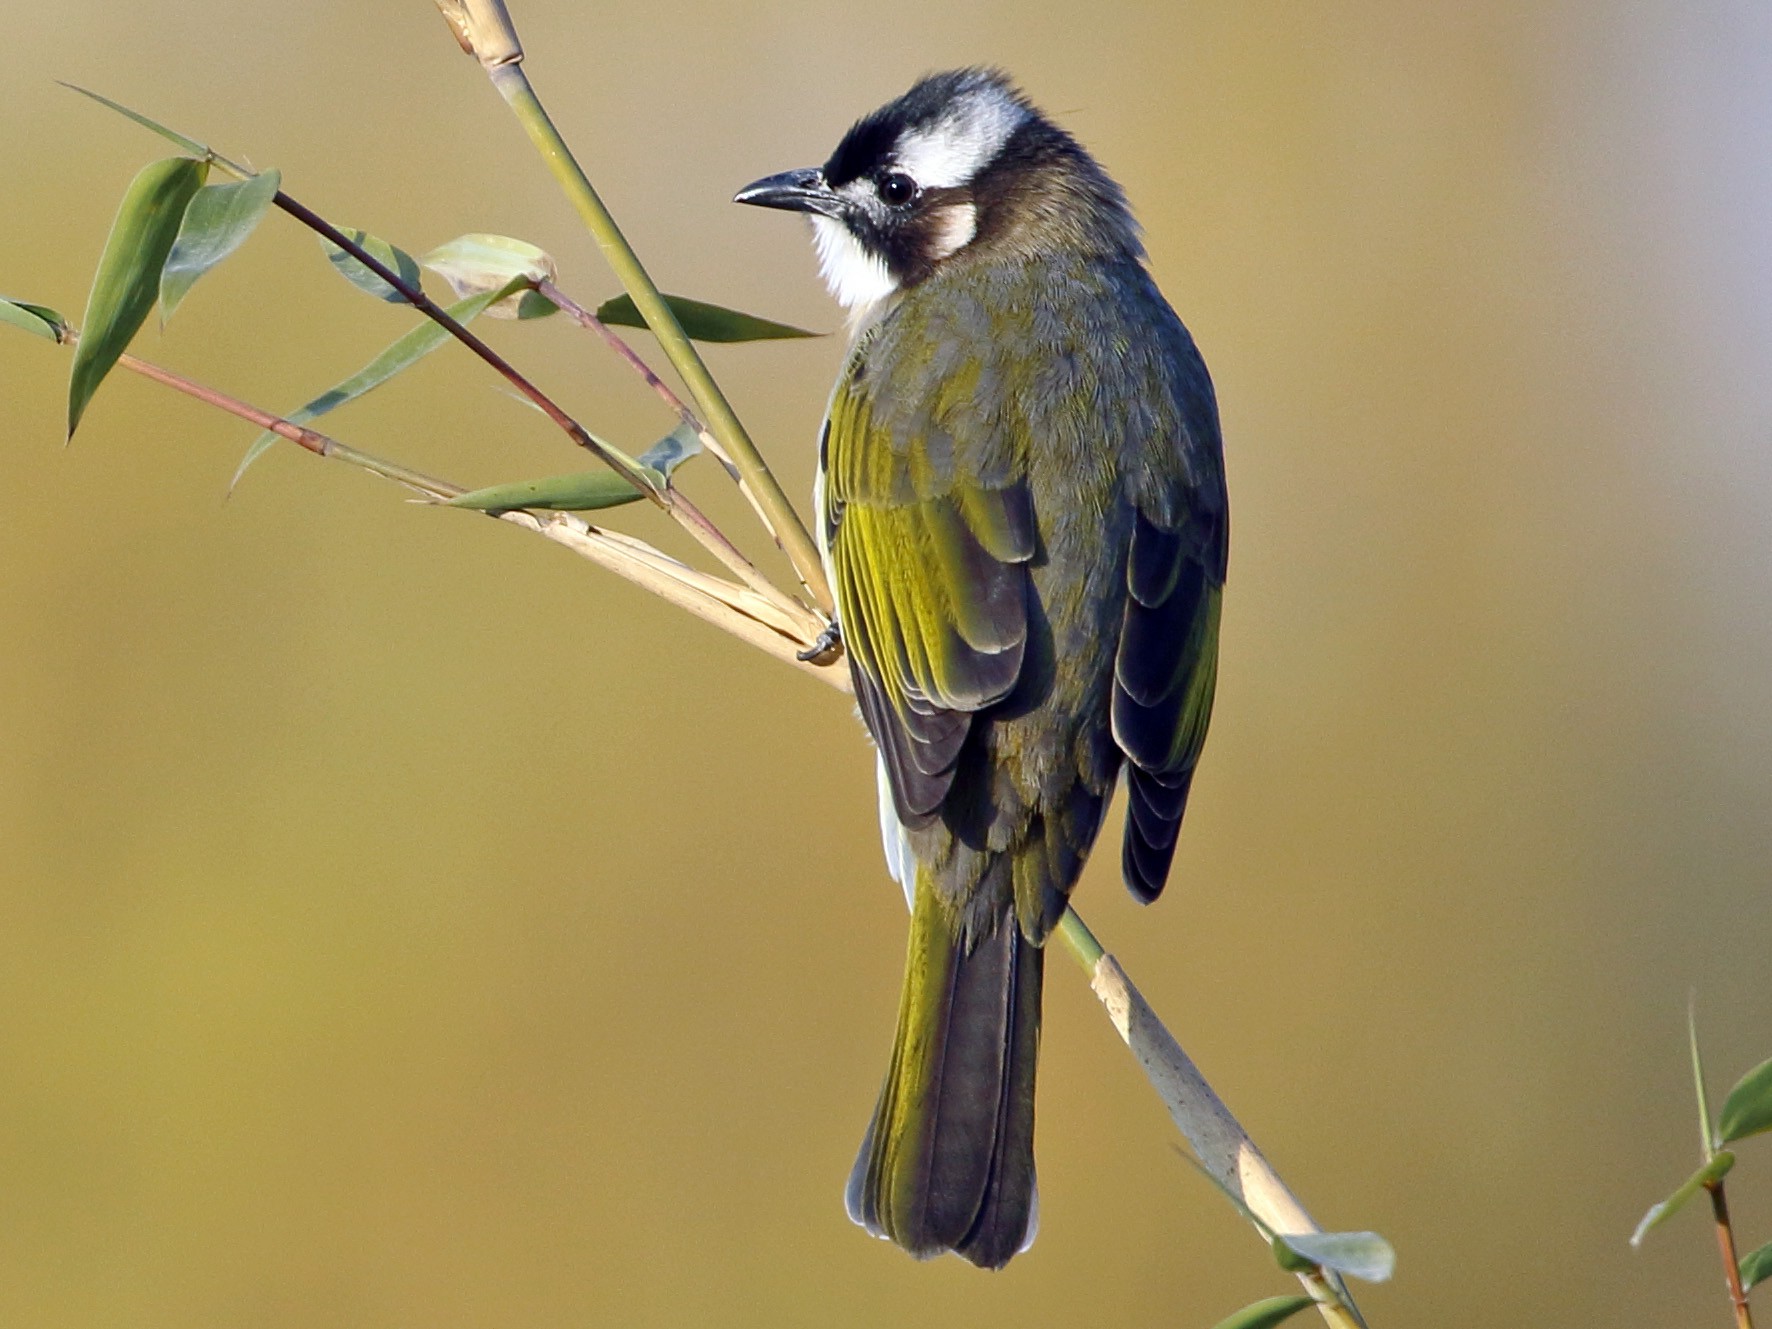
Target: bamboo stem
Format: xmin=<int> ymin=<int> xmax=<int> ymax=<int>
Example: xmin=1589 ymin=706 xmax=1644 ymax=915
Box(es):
xmin=1709 ymin=1180 xmax=1756 ymax=1329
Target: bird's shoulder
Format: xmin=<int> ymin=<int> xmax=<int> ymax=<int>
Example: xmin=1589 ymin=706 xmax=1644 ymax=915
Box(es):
xmin=830 ymin=251 xmax=1223 ymax=554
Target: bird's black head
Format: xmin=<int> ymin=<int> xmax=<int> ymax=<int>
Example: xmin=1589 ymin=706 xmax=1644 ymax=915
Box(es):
xmin=736 ymin=68 xmax=1138 ymax=313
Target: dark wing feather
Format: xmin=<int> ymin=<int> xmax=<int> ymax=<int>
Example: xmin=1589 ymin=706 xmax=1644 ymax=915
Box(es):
xmin=825 ymin=343 xmax=1035 ymax=827
xmin=1112 ymin=508 xmax=1225 ymax=902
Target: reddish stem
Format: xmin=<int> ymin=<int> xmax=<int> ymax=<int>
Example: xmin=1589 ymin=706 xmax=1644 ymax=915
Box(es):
xmin=1708 ymin=1179 xmax=1756 ymax=1329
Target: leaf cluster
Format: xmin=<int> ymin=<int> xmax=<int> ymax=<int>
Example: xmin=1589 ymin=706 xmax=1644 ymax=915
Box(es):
xmin=1632 ymin=1010 xmax=1772 ymax=1313
xmin=4 ymin=86 xmax=811 ymax=505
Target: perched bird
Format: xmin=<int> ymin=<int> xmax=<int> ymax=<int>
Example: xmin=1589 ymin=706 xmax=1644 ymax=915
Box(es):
xmin=736 ymin=68 xmax=1227 ymax=1270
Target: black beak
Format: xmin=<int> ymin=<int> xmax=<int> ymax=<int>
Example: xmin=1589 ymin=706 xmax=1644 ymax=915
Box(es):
xmin=733 ymin=167 xmax=845 ymax=219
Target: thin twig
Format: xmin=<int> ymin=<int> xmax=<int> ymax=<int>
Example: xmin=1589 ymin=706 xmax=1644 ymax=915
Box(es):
xmin=536 ymin=279 xmax=733 ymax=474
xmin=511 ymin=514 xmax=833 ymax=681
xmin=1709 ymin=1180 xmax=1756 ymax=1329
xmin=116 ymin=352 xmax=459 ymax=498
xmin=109 ymin=349 xmax=826 ymax=672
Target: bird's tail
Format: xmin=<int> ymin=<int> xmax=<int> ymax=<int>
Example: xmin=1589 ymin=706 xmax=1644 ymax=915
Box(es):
xmin=844 ymin=874 xmax=1044 ymax=1269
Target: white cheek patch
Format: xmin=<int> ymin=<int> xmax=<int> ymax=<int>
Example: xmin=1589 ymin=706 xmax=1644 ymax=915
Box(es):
xmin=926 ymin=202 xmax=978 ymax=261
xmin=809 ymin=213 xmax=897 ymax=311
xmin=894 ymin=89 xmax=1027 ymax=189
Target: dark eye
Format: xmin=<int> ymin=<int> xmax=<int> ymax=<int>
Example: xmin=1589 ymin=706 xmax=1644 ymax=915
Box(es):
xmin=877 ymin=173 xmax=918 ymax=207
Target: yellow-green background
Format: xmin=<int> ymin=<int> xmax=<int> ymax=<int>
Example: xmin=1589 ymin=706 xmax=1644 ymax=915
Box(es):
xmin=3 ymin=3 xmax=1769 ymax=1325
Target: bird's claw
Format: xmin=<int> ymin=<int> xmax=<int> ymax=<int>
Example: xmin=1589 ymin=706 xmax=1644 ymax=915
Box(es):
xmin=797 ymin=619 xmax=843 ymax=662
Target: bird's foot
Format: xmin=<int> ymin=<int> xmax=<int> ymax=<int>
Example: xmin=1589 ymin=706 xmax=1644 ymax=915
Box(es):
xmin=797 ymin=619 xmax=843 ymax=662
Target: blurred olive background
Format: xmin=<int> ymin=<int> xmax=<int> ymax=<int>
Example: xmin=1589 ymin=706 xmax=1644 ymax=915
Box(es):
xmin=2 ymin=2 xmax=1770 ymax=1325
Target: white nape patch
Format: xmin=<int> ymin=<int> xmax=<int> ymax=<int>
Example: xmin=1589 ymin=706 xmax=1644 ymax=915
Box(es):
xmin=810 ymin=213 xmax=897 ymax=313
xmin=893 ymin=87 xmax=1028 ymax=189
xmin=927 ymin=202 xmax=978 ymax=261
xmin=875 ymin=754 xmax=916 ymax=910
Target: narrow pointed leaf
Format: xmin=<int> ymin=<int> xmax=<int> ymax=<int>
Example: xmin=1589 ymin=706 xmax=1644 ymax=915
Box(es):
xmin=444 ymin=469 xmax=651 ymax=513
xmin=69 ymin=155 xmax=209 ymax=436
xmin=1630 ymin=1151 xmax=1735 ymax=1246
xmin=1690 ymin=993 xmax=1718 ymax=1154
xmin=232 ymin=278 xmax=521 ymax=490
xmin=1719 ymin=1056 xmax=1772 ymax=1143
xmin=443 ymin=417 xmax=689 ymax=513
xmin=59 ymin=82 xmax=211 ymax=158
xmin=1209 ymin=1296 xmax=1319 ymax=1329
xmin=422 ymin=233 xmax=557 ymax=319
xmin=160 ymin=169 xmax=281 ymax=321
xmin=443 ymin=418 xmax=691 ymax=517
xmin=1741 ymin=1240 xmax=1772 ymax=1294
xmin=1274 ymin=1232 xmax=1395 ymax=1283
xmin=320 ymin=228 xmax=422 ymax=303
xmin=595 ymin=292 xmax=817 ymax=342
xmin=0 ymin=297 xmax=69 ymax=343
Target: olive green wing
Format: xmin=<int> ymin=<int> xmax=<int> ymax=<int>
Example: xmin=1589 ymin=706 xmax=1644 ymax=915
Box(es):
xmin=823 ymin=359 xmax=1036 ymax=829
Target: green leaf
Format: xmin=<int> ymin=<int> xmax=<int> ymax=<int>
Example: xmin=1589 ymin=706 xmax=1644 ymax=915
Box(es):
xmin=421 ymin=233 xmax=558 ymax=320
xmin=232 ymin=278 xmax=522 ymax=490
xmin=1631 ymin=1151 xmax=1736 ymax=1246
xmin=68 ymin=155 xmax=209 ymax=437
xmin=1208 ymin=1295 xmax=1318 ymax=1329
xmin=1691 ymin=993 xmax=1718 ymax=1154
xmin=1720 ymin=1056 xmax=1772 ymax=1144
xmin=320 ymin=228 xmax=422 ymax=303
xmin=1275 ymin=1232 xmax=1396 ymax=1283
xmin=0 ymin=297 xmax=69 ymax=343
xmin=158 ymin=168 xmax=281 ymax=322
xmin=595 ymin=292 xmax=818 ymax=342
xmin=59 ymin=82 xmax=211 ymax=158
xmin=1741 ymin=1240 xmax=1772 ymax=1294
xmin=443 ymin=422 xmax=698 ymax=515
xmin=444 ymin=469 xmax=650 ymax=514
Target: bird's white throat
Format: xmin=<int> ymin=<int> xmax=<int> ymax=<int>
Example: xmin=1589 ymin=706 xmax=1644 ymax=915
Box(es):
xmin=810 ymin=214 xmax=898 ymax=315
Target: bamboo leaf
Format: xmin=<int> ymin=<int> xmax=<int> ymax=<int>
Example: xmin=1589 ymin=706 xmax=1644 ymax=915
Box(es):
xmin=159 ymin=169 xmax=281 ymax=322
xmin=1691 ymin=993 xmax=1718 ymax=1154
xmin=320 ymin=228 xmax=423 ymax=303
xmin=422 ymin=233 xmax=558 ymax=319
xmin=443 ymin=420 xmax=696 ymax=514
xmin=232 ymin=278 xmax=522 ymax=490
xmin=1209 ymin=1295 xmax=1318 ymax=1329
xmin=68 ymin=155 xmax=209 ymax=436
xmin=444 ymin=469 xmax=650 ymax=513
xmin=1274 ymin=1232 xmax=1395 ymax=1283
xmin=1630 ymin=1151 xmax=1736 ymax=1246
xmin=0 ymin=297 xmax=69 ymax=343
xmin=1719 ymin=1056 xmax=1772 ymax=1144
xmin=1740 ymin=1240 xmax=1772 ymax=1294
xmin=58 ymin=82 xmax=211 ymax=158
xmin=595 ymin=292 xmax=817 ymax=342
